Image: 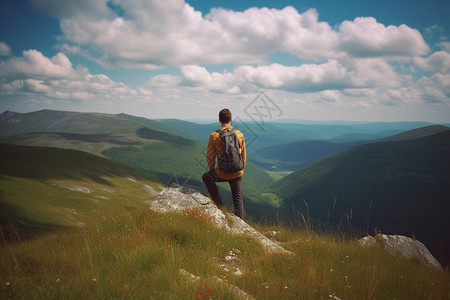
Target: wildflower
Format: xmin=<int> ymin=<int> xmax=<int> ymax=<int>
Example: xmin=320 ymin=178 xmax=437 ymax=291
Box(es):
xmin=208 ymin=287 xmax=213 ymax=291
xmin=206 ymin=292 xmax=211 ymax=296
xmin=5 ymin=282 xmax=10 ymax=286
xmin=92 ymin=278 xmax=97 ymax=282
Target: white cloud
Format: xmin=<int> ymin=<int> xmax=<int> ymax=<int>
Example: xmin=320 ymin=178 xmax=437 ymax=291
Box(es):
xmin=181 ymin=65 xmax=241 ymax=94
xmin=339 ymin=17 xmax=430 ymax=57
xmin=2 ymin=0 xmax=448 ymax=121
xmin=319 ymin=90 xmax=341 ymax=103
xmin=207 ymin=7 xmax=340 ymax=61
xmin=36 ymin=0 xmax=430 ymax=68
xmin=23 ymin=79 xmax=52 ymax=93
xmin=342 ymin=88 xmax=376 ymax=97
xmin=149 ymin=74 xmax=181 ymax=88
xmin=414 ymin=51 xmax=450 ymax=73
xmin=178 ymin=59 xmax=400 ymax=94
xmin=0 ymin=50 xmax=76 ymax=79
xmin=0 ymin=42 xmax=12 ymax=56
xmin=416 ymin=73 xmax=450 ymax=103
xmin=0 ymin=50 xmax=150 ymax=105
xmin=0 ymin=80 xmax=24 ymax=94
xmin=386 ymin=73 xmax=450 ymax=105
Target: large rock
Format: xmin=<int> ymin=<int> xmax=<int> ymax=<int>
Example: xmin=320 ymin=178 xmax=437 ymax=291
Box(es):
xmin=150 ymin=185 xmax=294 ymax=255
xmin=358 ymin=234 xmax=443 ymax=270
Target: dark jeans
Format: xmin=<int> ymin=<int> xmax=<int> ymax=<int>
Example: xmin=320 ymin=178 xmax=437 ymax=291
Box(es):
xmin=202 ymin=170 xmax=244 ymax=219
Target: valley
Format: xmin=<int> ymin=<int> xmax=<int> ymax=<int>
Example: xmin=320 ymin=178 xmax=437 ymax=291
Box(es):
xmin=1 ymin=109 xmax=449 ymax=265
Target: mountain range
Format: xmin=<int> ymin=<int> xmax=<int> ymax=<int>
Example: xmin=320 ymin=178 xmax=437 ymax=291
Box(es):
xmin=0 ymin=109 xmax=449 ymax=264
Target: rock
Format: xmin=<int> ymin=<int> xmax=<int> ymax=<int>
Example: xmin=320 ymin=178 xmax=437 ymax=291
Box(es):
xmin=151 ymin=184 xmax=230 ymax=230
xmin=179 ymin=268 xmax=254 ymax=300
xmin=227 ymin=214 xmax=293 ymax=255
xmin=150 ymin=184 xmax=294 ymax=255
xmin=358 ymin=234 xmax=443 ymax=270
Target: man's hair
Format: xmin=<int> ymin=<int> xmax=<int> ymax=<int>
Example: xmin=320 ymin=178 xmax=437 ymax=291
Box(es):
xmin=219 ymin=108 xmax=232 ymax=124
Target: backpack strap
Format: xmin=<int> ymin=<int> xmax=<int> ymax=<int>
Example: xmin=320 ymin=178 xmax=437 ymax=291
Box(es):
xmin=216 ymin=128 xmax=235 ymax=135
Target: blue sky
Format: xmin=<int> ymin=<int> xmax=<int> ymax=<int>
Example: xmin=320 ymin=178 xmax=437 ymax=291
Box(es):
xmin=1 ymin=0 xmax=449 ymax=122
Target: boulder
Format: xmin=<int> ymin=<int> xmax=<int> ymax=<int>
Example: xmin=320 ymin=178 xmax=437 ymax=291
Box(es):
xmin=358 ymin=234 xmax=443 ymax=270
xmin=150 ymin=184 xmax=294 ymax=255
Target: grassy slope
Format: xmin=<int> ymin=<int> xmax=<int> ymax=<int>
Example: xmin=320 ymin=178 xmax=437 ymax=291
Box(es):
xmin=0 ymin=135 xmax=449 ymax=299
xmin=0 ymin=143 xmax=161 ymax=239
xmin=272 ymin=131 xmax=450 ymax=263
xmin=1 ymin=206 xmax=449 ymax=299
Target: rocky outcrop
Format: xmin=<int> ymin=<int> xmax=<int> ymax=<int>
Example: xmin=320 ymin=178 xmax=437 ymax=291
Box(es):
xmin=179 ymin=268 xmax=254 ymax=300
xmin=358 ymin=234 xmax=443 ymax=270
xmin=150 ymin=184 xmax=294 ymax=255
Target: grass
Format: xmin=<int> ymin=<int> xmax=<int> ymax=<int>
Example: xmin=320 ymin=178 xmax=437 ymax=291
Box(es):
xmin=1 ymin=206 xmax=449 ymax=299
xmin=1 ymin=143 xmax=449 ymax=299
xmin=0 ymin=142 xmax=161 ymax=240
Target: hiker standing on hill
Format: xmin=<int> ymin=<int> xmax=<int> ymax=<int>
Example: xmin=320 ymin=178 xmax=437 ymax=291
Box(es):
xmin=202 ymin=109 xmax=246 ymax=219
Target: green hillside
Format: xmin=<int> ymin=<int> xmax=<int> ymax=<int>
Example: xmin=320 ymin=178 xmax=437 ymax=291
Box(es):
xmin=0 ymin=110 xmax=147 ymax=135
xmin=0 ymin=110 xmax=278 ymax=215
xmin=380 ymin=125 xmax=449 ymax=142
xmin=0 ymin=143 xmax=161 ymax=239
xmin=2 ymin=196 xmax=448 ymax=299
xmin=0 ymin=132 xmax=145 ymax=157
xmin=272 ymin=130 xmax=450 ymax=264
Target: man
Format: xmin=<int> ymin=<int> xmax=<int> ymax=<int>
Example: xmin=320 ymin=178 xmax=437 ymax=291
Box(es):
xmin=202 ymin=108 xmax=246 ymax=218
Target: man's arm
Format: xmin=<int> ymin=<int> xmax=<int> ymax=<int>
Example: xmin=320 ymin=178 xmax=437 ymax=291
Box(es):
xmin=206 ymin=134 xmax=216 ymax=171
xmin=240 ymin=134 xmax=246 ymax=169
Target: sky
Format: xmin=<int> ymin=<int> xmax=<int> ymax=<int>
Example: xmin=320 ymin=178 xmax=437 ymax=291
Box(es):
xmin=1 ymin=0 xmax=450 ymax=122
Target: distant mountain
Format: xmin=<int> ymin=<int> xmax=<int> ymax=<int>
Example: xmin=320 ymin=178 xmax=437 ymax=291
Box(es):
xmin=379 ymin=125 xmax=449 ymax=142
xmin=272 ymin=130 xmax=450 ymax=263
xmin=255 ymin=125 xmax=450 ymax=171
xmin=0 ymin=110 xmax=143 ymax=135
xmin=0 ymin=143 xmax=161 ymax=239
